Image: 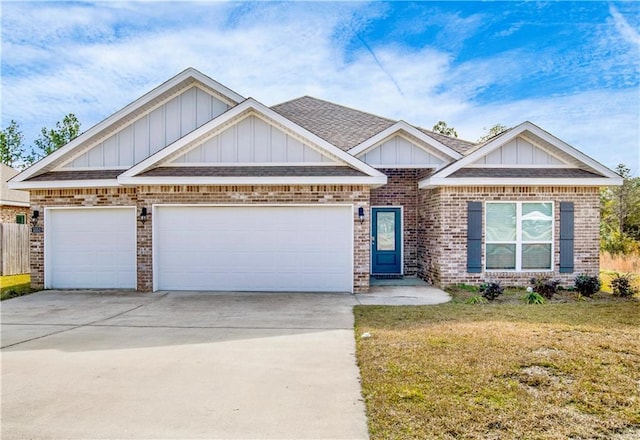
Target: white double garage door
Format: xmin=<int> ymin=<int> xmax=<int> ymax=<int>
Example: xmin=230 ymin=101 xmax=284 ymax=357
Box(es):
xmin=46 ymin=205 xmax=353 ymax=292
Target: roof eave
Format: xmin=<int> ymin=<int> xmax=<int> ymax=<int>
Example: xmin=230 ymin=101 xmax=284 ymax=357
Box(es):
xmin=118 ymin=175 xmax=388 ymax=187
xmin=418 ymin=176 xmax=624 ymax=189
xmin=8 ymin=180 xmax=123 ymax=190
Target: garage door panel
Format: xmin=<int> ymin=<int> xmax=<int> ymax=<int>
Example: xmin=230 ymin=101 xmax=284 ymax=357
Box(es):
xmin=47 ymin=208 xmax=136 ymax=289
xmin=155 ymin=206 xmax=352 ymax=292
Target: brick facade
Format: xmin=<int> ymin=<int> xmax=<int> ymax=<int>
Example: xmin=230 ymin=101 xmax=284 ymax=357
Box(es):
xmin=29 ymin=188 xmax=138 ymax=289
xmin=418 ymin=186 xmax=600 ymax=287
xmin=0 ymin=205 xmax=29 ymax=223
xmin=370 ymin=169 xmax=421 ymax=275
xmin=29 ymin=185 xmax=370 ymax=293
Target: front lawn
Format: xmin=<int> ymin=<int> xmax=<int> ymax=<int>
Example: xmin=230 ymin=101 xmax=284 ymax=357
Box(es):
xmin=355 ymin=297 xmax=640 ymax=439
xmin=0 ymin=274 xmax=34 ymax=300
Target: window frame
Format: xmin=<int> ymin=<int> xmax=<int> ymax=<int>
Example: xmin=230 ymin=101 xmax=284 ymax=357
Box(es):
xmin=15 ymin=214 xmax=26 ymax=224
xmin=485 ymin=201 xmax=554 ymax=272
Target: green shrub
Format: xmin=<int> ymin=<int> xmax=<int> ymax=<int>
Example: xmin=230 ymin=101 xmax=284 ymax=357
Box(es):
xmin=479 ymin=281 xmax=504 ymax=301
xmin=465 ymin=295 xmax=489 ymax=305
xmin=523 ymin=291 xmax=545 ymax=304
xmin=574 ymin=274 xmax=602 ymax=298
xmin=530 ymin=277 xmax=560 ymax=299
xmin=610 ymin=272 xmax=638 ymax=297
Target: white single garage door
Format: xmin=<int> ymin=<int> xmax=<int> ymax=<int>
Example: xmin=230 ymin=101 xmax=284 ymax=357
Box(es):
xmin=46 ymin=208 xmax=136 ymax=289
xmin=155 ymin=205 xmax=353 ymax=292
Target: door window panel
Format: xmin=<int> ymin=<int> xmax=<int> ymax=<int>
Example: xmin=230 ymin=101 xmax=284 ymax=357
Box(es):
xmin=376 ymin=211 xmax=395 ymax=251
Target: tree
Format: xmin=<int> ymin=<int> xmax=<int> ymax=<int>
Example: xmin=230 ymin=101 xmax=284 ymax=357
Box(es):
xmin=25 ymin=113 xmax=81 ymax=164
xmin=600 ymin=164 xmax=640 ymax=253
xmin=432 ymin=121 xmax=458 ymax=138
xmin=478 ymin=124 xmax=508 ymax=142
xmin=0 ymin=120 xmax=26 ymax=168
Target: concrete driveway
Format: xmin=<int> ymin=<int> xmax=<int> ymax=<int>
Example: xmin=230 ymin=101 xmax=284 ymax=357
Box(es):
xmin=1 ymin=290 xmax=370 ymax=439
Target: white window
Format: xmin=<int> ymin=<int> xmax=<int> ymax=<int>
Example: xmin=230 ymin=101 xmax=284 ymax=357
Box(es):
xmin=485 ymin=202 xmax=553 ymax=271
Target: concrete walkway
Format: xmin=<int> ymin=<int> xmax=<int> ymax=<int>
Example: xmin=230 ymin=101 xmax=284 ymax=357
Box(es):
xmin=1 ymin=287 xmax=450 ymax=439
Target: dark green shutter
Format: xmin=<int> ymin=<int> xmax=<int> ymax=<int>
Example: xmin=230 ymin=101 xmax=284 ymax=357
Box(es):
xmin=559 ymin=202 xmax=574 ymax=273
xmin=467 ymin=201 xmax=482 ymax=273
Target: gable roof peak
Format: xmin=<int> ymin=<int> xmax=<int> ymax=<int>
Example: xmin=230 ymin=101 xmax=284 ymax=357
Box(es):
xmin=11 ymin=67 xmax=246 ymax=184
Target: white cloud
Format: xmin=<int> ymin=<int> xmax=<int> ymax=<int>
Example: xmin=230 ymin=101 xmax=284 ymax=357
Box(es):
xmin=609 ymin=4 xmax=640 ymax=48
xmin=1 ymin=1 xmax=638 ymax=175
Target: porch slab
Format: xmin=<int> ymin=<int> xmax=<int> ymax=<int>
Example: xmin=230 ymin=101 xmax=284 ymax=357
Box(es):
xmin=356 ymin=283 xmax=451 ymax=306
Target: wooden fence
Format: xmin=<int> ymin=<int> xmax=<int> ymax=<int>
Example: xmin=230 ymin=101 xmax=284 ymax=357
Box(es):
xmin=0 ymin=223 xmax=30 ymax=276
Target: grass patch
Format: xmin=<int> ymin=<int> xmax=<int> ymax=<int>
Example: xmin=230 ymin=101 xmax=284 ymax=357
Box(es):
xmin=355 ymin=301 xmax=640 ymax=439
xmin=0 ymin=274 xmax=35 ymax=300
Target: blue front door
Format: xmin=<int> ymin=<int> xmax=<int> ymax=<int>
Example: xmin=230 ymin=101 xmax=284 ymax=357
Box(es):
xmin=371 ymin=207 xmax=402 ymax=274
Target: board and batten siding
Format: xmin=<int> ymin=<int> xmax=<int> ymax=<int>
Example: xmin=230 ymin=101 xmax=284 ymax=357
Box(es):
xmin=472 ymin=137 xmax=564 ymax=166
xmin=63 ymin=87 xmax=230 ymax=168
xmin=170 ymin=115 xmax=337 ymax=165
xmin=360 ymin=135 xmax=444 ymax=167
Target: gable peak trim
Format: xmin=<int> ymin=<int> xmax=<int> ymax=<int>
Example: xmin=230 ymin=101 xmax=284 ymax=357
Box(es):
xmin=426 ymin=121 xmax=621 ymax=182
xmin=349 ymin=120 xmax=462 ymax=162
xmin=118 ymin=97 xmax=386 ymax=181
xmin=11 ymin=68 xmax=245 ymax=184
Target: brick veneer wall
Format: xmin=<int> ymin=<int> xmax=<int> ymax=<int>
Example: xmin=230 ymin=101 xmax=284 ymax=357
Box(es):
xmin=418 ymin=186 xmax=600 ymax=287
xmin=28 ymin=188 xmax=138 ymax=289
xmin=370 ymin=169 xmax=420 ymax=275
xmin=29 ymin=185 xmax=370 ymax=293
xmin=0 ymin=205 xmax=29 ymax=223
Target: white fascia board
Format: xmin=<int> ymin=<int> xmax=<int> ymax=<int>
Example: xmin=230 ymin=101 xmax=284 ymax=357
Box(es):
xmin=120 ymin=99 xmax=256 ymax=177
xmin=348 ymin=121 xmax=462 ymax=160
xmin=118 ymin=175 xmax=388 ymax=187
xmin=429 ymin=122 xmax=531 ymax=179
xmin=418 ymin=176 xmax=624 ymax=189
xmin=121 ymin=98 xmax=386 ymax=179
xmin=0 ymin=199 xmax=30 ymax=207
xmin=516 ymin=122 xmax=622 ymax=179
xmin=8 ymin=180 xmax=123 ymax=190
xmin=13 ymin=68 xmax=245 ymax=183
xmin=431 ymin=121 xmax=621 ymax=180
xmin=186 ymin=68 xmax=245 ymax=104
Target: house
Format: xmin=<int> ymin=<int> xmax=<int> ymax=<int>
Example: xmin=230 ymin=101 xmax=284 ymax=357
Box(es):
xmin=9 ymin=68 xmax=622 ymax=293
xmin=1 ymin=164 xmax=29 ymax=224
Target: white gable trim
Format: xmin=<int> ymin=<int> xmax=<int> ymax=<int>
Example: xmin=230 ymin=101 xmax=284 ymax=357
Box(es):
xmin=349 ymin=121 xmax=462 ymax=163
xmin=0 ymin=199 xmax=30 ymax=207
xmin=426 ymin=122 xmax=620 ymax=180
xmin=467 ymin=136 xmax=570 ymax=168
xmin=166 ymin=111 xmax=343 ymax=167
xmin=55 ymin=83 xmax=232 ymax=171
xmin=162 ymin=162 xmax=340 ymax=167
xmin=419 ymin=177 xmax=623 ymax=189
xmin=119 ymin=98 xmax=386 ymax=182
xmin=118 ymin=175 xmax=387 ymax=186
xmin=11 ymin=68 xmax=245 ymax=184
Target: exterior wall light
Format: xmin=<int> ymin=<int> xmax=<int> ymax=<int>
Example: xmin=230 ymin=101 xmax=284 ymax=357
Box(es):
xmin=358 ymin=207 xmax=365 ymax=224
xmin=140 ymin=207 xmax=148 ymax=224
xmin=31 ymin=210 xmax=39 ymax=227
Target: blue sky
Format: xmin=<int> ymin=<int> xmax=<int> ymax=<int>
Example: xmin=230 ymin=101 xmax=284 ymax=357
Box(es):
xmin=2 ymin=1 xmax=639 ymax=173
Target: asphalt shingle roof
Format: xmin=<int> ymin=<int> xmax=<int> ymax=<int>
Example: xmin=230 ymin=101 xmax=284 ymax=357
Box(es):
xmin=271 ymin=96 xmax=476 ymax=155
xmin=27 ymin=170 xmax=123 ymax=181
xmin=272 ymin=96 xmax=396 ymax=151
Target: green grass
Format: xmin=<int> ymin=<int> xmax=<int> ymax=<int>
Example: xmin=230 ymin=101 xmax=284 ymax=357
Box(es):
xmin=0 ymin=274 xmax=34 ymax=300
xmin=355 ymin=300 xmax=640 ymax=439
